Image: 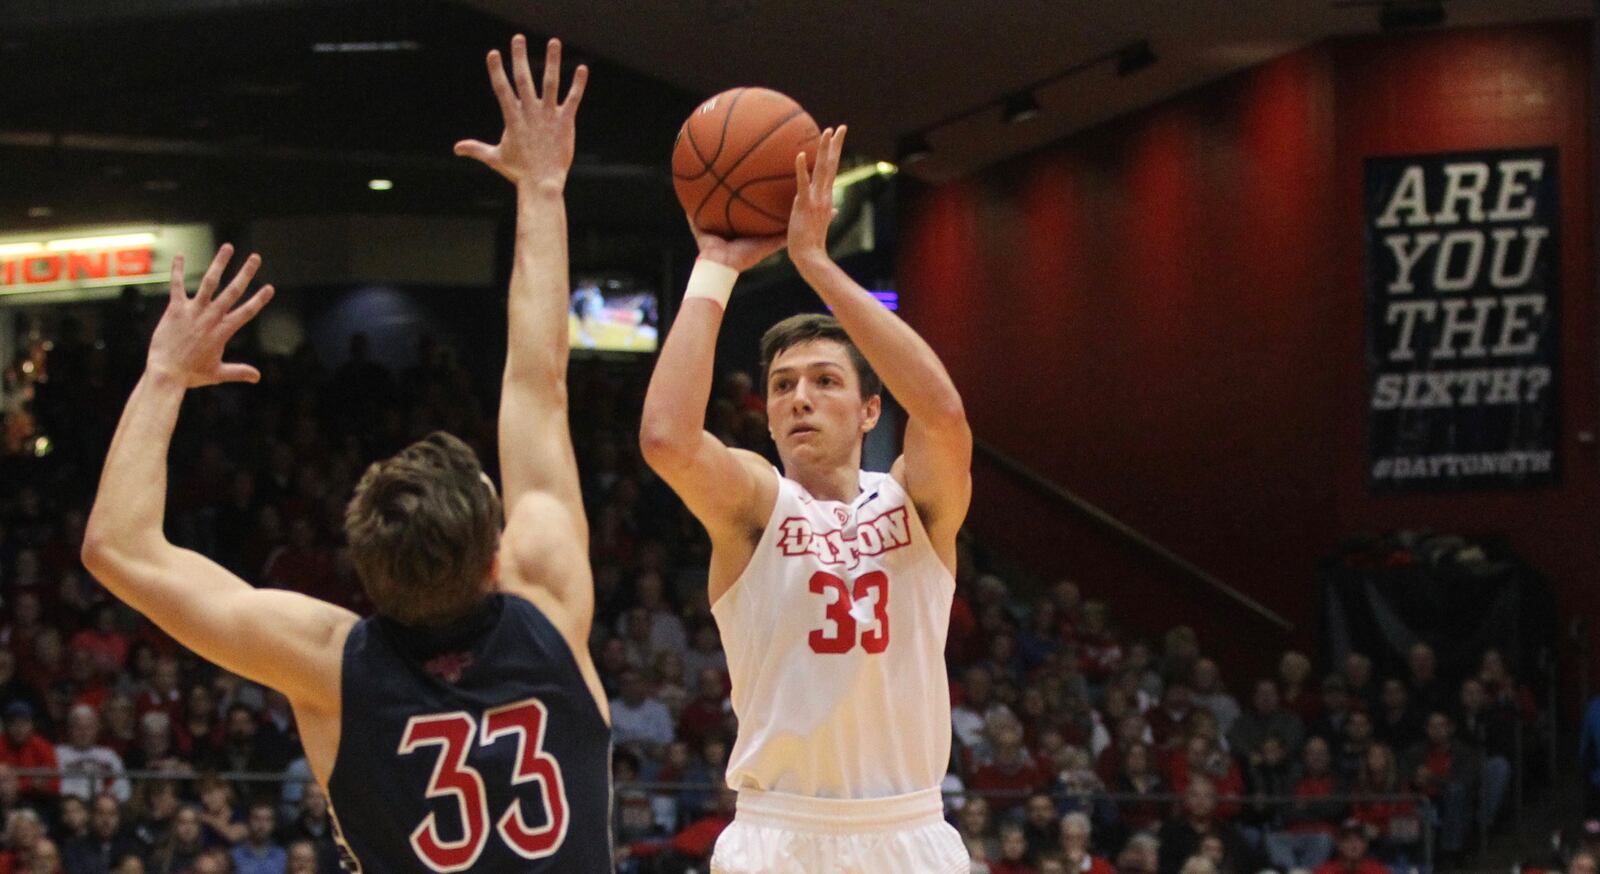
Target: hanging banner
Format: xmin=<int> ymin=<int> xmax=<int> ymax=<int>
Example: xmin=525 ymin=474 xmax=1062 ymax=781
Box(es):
xmin=1365 ymin=148 xmax=1559 ymax=492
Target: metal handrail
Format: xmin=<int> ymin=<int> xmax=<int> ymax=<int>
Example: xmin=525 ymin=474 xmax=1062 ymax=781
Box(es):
xmin=973 ymin=439 xmax=1295 ymax=633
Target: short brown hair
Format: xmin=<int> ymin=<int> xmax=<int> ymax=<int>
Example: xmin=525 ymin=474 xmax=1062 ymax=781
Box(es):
xmin=759 ymin=314 xmax=881 ymax=399
xmin=344 ymin=432 xmax=502 ymax=626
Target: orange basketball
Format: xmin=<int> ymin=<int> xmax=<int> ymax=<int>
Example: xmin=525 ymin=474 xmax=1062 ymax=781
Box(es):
xmin=672 ymin=87 xmax=821 ymax=238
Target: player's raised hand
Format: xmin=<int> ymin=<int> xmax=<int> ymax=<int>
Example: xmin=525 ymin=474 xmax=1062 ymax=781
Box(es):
xmin=146 ymin=244 xmax=274 ymax=388
xmin=788 ymin=125 xmax=845 ymax=265
xmin=454 ymin=35 xmax=588 ymax=188
xmin=687 ymin=215 xmax=786 ymax=274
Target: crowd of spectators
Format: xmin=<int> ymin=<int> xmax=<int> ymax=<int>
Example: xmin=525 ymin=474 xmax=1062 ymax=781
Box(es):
xmin=0 ymin=304 xmax=1553 ymax=874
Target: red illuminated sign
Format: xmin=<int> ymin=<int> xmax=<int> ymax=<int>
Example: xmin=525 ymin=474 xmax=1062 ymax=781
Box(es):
xmin=0 ymin=247 xmax=156 ymax=287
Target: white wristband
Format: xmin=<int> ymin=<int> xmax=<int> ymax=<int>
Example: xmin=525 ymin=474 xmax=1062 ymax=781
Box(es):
xmin=683 ymin=258 xmax=738 ymax=310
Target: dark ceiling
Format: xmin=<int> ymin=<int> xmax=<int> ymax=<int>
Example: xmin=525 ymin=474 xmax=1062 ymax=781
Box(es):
xmin=0 ymin=0 xmax=1590 ymax=235
xmin=0 ymin=0 xmax=698 ymax=231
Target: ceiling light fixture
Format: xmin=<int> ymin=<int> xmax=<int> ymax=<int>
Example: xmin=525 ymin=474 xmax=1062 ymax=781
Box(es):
xmin=1003 ymin=91 xmax=1042 ymax=124
xmin=1116 ymin=40 xmax=1158 ymax=77
xmin=895 ymin=133 xmax=932 ymax=165
xmin=368 ymin=178 xmax=394 ymax=191
xmin=1378 ymin=1 xmax=1446 ymax=30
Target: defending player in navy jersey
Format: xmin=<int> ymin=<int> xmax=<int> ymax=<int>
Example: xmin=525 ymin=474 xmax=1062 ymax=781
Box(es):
xmin=81 ymin=37 xmax=613 ymax=873
xmin=641 ymin=127 xmax=973 ymax=872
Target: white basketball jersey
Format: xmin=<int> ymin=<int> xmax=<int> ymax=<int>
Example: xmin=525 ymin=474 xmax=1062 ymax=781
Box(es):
xmin=712 ymin=468 xmax=955 ymax=799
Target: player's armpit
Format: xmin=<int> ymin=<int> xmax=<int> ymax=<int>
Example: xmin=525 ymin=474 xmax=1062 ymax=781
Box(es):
xmin=82 ymin=544 xmax=355 ymax=710
xmin=498 ymin=490 xmax=594 ymax=643
xmin=894 ymin=412 xmax=972 ymax=552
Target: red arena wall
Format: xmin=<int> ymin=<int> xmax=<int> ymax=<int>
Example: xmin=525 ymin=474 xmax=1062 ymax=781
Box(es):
xmin=899 ymin=22 xmax=1596 ymax=675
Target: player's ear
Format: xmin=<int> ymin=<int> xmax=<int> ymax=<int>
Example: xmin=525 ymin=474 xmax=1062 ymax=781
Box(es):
xmin=860 ymin=394 xmax=881 ymax=434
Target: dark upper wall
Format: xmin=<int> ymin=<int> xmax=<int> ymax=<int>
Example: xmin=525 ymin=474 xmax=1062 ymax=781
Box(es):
xmin=897 ymin=22 xmax=1595 ymax=677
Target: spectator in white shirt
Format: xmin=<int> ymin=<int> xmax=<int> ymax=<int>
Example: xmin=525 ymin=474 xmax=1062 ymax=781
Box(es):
xmin=609 ymin=670 xmax=675 ymax=763
xmin=55 ymin=705 xmax=130 ymax=802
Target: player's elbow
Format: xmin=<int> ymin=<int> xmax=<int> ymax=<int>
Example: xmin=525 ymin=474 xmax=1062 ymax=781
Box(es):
xmin=80 ymin=528 xmax=128 ymax=580
xmin=638 ymin=421 xmax=693 ymax=473
xmin=925 ymin=391 xmax=968 ymax=432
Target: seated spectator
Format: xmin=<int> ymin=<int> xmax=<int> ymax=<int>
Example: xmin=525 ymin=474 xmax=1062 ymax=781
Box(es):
xmin=97 ymin=696 xmax=137 ymax=760
xmin=189 ymin=849 xmax=230 ymax=874
xmin=63 ymin=793 xmax=140 ymax=874
xmin=1279 ymin=651 xmax=1320 ymax=727
xmin=195 ymin=776 xmax=246 ymax=847
xmin=615 ymin=786 xmax=735 ymax=874
xmin=230 ymin=802 xmax=285 ymax=874
xmin=213 ymin=703 xmax=292 ymax=785
xmin=1479 ymin=649 xmax=1537 ymax=725
xmin=676 ymin=669 xmax=729 ymax=751
xmin=679 ymin=621 xmax=727 ymax=691
xmin=1168 ymin=735 xmax=1243 ymax=821
xmin=1188 ymin=660 xmax=1240 ymax=737
xmin=1458 ymin=677 xmax=1513 ymax=829
xmin=1308 ymin=675 xmax=1353 ymax=743
xmin=1374 ymin=679 xmax=1423 ymax=751
xmin=123 ymin=713 xmax=184 ymax=774
xmin=1313 ymin=819 xmax=1388 ymax=874
xmin=971 ymin=716 xmax=1051 ymax=814
xmin=1400 ymin=711 xmax=1479 ymax=860
xmin=1147 ymin=685 xmax=1194 ymax=751
xmin=1 ymin=809 xmax=48 ymax=874
xmin=55 ymin=706 xmax=129 ymax=803
xmin=275 ymin=782 xmax=337 ymax=874
xmin=1097 ymin=714 xmax=1152 ymax=785
xmin=284 ymin=840 xmax=317 ymax=874
xmin=175 ymin=686 xmax=220 ymax=762
xmin=1109 ymin=742 xmax=1166 ymax=836
xmin=990 ymin=822 xmax=1036 ymax=874
xmin=1265 ymin=734 xmax=1342 ymax=871
xmin=1076 ymin=601 xmax=1122 ymax=685
xmin=30 ymin=837 xmax=62 ymax=874
xmin=610 ymin=670 xmax=674 ymax=764
xmin=1406 ymin=643 xmax=1450 ymax=717
xmin=1156 ymin=777 xmax=1263 ymax=874
xmin=69 ymin=606 xmax=128 ymax=679
xmin=1342 ymin=653 xmax=1379 ymax=715
xmin=129 ymin=780 xmax=180 ymax=849
xmin=1226 ymin=679 xmax=1304 ymax=765
xmin=1021 ymin=794 xmax=1062 ymax=862
xmin=1116 ymin=833 xmax=1160 ymax=874
xmin=1336 ymin=711 xmax=1375 ymax=781
xmin=954 ymin=666 xmax=1001 ymax=752
xmin=54 ymin=796 xmax=89 ymax=847
xmin=1240 ymin=734 xmax=1295 ymax=839
xmin=1349 ymin=744 xmax=1422 ymax=867
xmin=132 ymin=657 xmax=182 ymax=725
xmin=957 ymin=796 xmax=999 ymax=863
xmin=1159 ymin=627 xmax=1201 ymax=688
xmin=0 ymin=704 xmax=58 ymax=798
xmin=1059 ymin=812 xmax=1115 ymax=874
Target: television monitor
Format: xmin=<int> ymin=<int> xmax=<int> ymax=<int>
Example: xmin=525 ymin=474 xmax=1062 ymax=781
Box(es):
xmin=568 ymin=277 xmax=658 ymax=353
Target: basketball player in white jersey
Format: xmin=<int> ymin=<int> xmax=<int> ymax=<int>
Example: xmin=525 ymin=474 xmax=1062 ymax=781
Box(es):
xmin=641 ymin=126 xmax=971 ymax=873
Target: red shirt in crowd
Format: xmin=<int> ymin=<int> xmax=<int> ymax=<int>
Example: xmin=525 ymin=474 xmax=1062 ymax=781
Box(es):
xmin=1314 ymin=859 xmax=1389 ymax=874
xmin=0 ymin=732 xmax=59 ymax=794
xmin=624 ymin=812 xmax=732 ymax=861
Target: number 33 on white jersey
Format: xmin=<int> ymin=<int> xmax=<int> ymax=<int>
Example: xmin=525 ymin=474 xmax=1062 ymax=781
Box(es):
xmin=711 ymin=469 xmax=955 ymax=799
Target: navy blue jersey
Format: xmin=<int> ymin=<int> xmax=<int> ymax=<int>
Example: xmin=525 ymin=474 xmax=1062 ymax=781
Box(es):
xmin=327 ymin=593 xmax=612 ymax=873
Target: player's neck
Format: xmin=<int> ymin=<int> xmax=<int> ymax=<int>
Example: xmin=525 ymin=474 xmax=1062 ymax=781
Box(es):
xmin=786 ymin=461 xmax=860 ymax=503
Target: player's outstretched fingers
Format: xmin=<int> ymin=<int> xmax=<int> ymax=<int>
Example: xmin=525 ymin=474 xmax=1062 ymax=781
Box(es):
xmin=541 ymin=38 xmax=562 ymax=107
xmin=563 ymin=64 xmax=589 ymax=111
